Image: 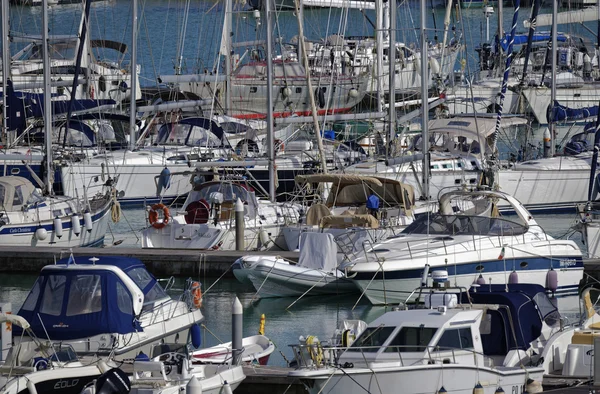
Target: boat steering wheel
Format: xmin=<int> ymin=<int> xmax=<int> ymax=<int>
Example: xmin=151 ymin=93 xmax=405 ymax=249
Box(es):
xmin=158 ymin=352 xmax=186 ymax=375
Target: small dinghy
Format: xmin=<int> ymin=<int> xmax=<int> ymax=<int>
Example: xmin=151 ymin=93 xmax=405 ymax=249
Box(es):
xmin=191 ymin=335 xmax=275 ymax=365
xmin=233 ymin=232 xmax=357 ymax=297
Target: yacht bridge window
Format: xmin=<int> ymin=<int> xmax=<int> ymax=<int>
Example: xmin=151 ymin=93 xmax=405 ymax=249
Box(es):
xmin=402 ymin=214 xmax=528 ymax=236
xmin=435 ymin=327 xmax=474 ymax=350
xmin=384 ymin=325 xmax=438 ymax=353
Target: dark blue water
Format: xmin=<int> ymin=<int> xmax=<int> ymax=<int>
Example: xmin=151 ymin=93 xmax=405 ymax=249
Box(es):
xmin=4 ymin=0 xmax=597 ymax=87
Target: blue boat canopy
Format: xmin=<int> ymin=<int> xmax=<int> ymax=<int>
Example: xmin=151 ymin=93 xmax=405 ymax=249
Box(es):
xmin=462 ymin=284 xmax=558 ymax=356
xmin=499 ymin=31 xmax=568 ymax=52
xmin=16 ymin=255 xmax=170 ymax=341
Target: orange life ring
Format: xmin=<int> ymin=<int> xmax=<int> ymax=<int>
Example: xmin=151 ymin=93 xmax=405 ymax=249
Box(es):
xmin=149 ymin=203 xmax=170 ymax=229
xmin=191 ymin=281 xmax=202 ymax=308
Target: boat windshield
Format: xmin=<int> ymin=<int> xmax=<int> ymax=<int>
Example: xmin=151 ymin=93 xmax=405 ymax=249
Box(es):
xmin=401 ymin=213 xmax=528 ymax=236
xmin=192 ymin=183 xmax=249 ymax=203
xmin=126 ymin=267 xmax=170 ymax=309
xmin=347 ymin=325 xmax=439 ymax=353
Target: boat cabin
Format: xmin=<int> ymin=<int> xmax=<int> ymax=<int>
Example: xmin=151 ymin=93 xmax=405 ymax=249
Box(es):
xmin=0 ymin=176 xmax=44 ymax=213
xmin=15 ymin=256 xmax=171 ymax=342
xmin=334 ymin=283 xmax=556 ymax=369
xmin=400 ymin=189 xmax=535 ymax=237
xmin=183 ymin=181 xmax=259 ymax=223
xmin=156 ymin=117 xmax=231 ymax=149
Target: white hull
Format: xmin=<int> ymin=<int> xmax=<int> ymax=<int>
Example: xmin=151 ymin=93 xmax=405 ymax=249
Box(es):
xmin=353 ymin=265 xmax=583 ymax=305
xmin=142 ymin=221 xmax=288 ymax=250
xmin=521 ymin=84 xmax=600 ymax=124
xmin=497 ymin=155 xmax=593 ymax=212
xmin=292 ymin=364 xmax=544 ymax=394
xmin=281 ymin=226 xmax=392 ymax=252
xmin=234 ymin=256 xmax=357 ymax=297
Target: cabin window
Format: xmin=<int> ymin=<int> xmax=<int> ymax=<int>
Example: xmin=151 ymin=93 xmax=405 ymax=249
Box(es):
xmin=66 ymin=275 xmax=102 ymax=316
xmin=127 ymin=267 xmax=153 ymax=290
xmin=40 ymin=275 xmax=67 ymax=316
xmin=347 ymin=326 xmax=395 ymax=353
xmin=384 ymin=325 xmax=438 ymax=352
xmin=116 ymin=282 xmax=133 ymax=315
xmin=144 ymin=282 xmax=169 ymax=307
xmin=52 ymin=209 xmax=62 ymax=217
xmin=435 ymin=327 xmax=474 ymax=350
xmin=21 ymin=277 xmax=42 ymax=311
xmin=13 ymin=185 xmax=24 ymax=206
xmin=296 ymin=87 xmax=302 ymax=94
xmin=250 ymin=87 xmax=257 ymax=93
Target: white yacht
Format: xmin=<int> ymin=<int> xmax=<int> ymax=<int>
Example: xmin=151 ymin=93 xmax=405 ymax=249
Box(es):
xmin=344 ymin=188 xmax=583 ymax=305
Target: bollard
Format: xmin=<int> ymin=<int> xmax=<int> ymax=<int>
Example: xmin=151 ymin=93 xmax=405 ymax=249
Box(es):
xmin=232 ymin=297 xmax=243 ymax=365
xmin=235 ymin=198 xmax=244 ymax=251
xmin=0 ymin=303 xmax=11 ymax=362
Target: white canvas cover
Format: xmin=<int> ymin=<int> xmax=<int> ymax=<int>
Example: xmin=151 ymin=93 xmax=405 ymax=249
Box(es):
xmin=298 ymin=232 xmax=337 ymax=272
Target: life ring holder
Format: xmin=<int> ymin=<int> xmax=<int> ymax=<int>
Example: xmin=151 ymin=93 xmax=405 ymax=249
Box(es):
xmin=149 ymin=203 xmax=171 ymax=229
xmin=274 ymin=139 xmax=285 ymax=154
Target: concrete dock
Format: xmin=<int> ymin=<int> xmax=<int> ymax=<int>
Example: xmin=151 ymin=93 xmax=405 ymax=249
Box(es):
xmin=0 ymin=246 xmax=298 ymax=277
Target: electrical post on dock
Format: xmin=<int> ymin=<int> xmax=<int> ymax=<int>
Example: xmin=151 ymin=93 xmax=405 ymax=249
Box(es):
xmin=235 ymin=198 xmax=244 ymax=251
xmin=232 ymin=297 xmax=243 ymax=365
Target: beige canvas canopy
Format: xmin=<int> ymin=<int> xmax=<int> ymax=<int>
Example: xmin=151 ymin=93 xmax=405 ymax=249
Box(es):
xmin=0 ymin=177 xmax=36 ymax=212
xmin=295 ymin=174 xmax=414 ymax=211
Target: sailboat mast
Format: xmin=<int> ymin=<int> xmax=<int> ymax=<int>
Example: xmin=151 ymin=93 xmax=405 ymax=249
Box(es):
xmin=224 ymin=0 xmax=232 ymax=115
xmin=1 ymin=0 xmax=9 ymax=147
xmin=42 ymin=0 xmax=53 ymax=194
xmin=129 ymin=0 xmax=138 ymax=151
xmin=388 ymin=0 xmax=396 ymax=146
xmin=420 ymin=0 xmax=429 ymax=200
xmin=266 ymin=0 xmax=276 ymax=202
xmin=294 ymin=0 xmax=328 ymax=174
xmin=375 ymin=0 xmax=384 ymax=113
xmin=549 ymin=0 xmax=557 ymax=156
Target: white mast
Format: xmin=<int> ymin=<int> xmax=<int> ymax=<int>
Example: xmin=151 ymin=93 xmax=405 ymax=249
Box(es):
xmin=129 ymin=0 xmax=138 ymax=151
xmin=549 ymin=0 xmax=557 ymax=157
xmin=42 ymin=0 xmax=53 ymax=194
xmin=266 ymin=0 xmax=276 ymax=202
xmin=375 ymin=0 xmax=384 ymax=113
xmin=420 ymin=0 xmax=429 ymax=200
xmin=388 ymin=0 xmax=396 ymax=145
xmin=1 ymin=0 xmax=9 ymax=147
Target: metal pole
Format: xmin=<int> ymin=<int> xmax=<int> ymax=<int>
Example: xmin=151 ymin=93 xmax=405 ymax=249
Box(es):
xmin=224 ymin=0 xmax=232 ymax=115
xmin=232 ymin=297 xmax=243 ymax=365
xmin=1 ymin=0 xmax=10 ymax=147
xmin=420 ymin=0 xmax=429 ymax=200
xmin=42 ymin=0 xmax=53 ymax=194
xmin=388 ymin=0 xmax=396 ymax=146
xmin=375 ymin=0 xmax=384 ymax=113
xmin=0 ymin=303 xmax=11 ymax=361
xmin=235 ymin=198 xmax=244 ymax=251
xmin=266 ymin=0 xmax=276 ymax=202
xmin=549 ymin=0 xmax=557 ymax=157
xmin=129 ymin=0 xmax=138 ymax=151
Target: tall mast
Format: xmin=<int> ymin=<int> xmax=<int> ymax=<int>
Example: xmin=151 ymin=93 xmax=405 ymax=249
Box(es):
xmin=42 ymin=0 xmax=53 ymax=194
xmin=420 ymin=0 xmax=429 ymax=200
xmin=294 ymin=0 xmax=327 ymax=174
xmin=266 ymin=0 xmax=276 ymax=202
xmin=224 ymin=0 xmax=232 ymax=115
xmin=388 ymin=0 xmax=396 ymax=146
xmin=129 ymin=0 xmax=138 ymax=151
xmin=375 ymin=0 xmax=384 ymax=113
xmin=549 ymin=0 xmax=557 ymax=157
xmin=2 ymin=0 xmax=10 ymax=147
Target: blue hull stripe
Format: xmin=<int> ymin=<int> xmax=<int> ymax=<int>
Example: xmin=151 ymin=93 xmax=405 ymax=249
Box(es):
xmin=351 ymin=256 xmax=583 ymax=281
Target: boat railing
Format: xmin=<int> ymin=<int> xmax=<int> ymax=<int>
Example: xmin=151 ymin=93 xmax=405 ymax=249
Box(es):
xmin=289 ymin=342 xmax=494 ymax=370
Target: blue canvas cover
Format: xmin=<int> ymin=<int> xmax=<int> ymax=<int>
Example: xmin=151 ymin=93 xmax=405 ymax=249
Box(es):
xmin=461 ymin=284 xmax=554 ymax=356
xmin=499 ymin=32 xmax=567 ymax=51
xmin=15 ymin=256 xmax=155 ymax=340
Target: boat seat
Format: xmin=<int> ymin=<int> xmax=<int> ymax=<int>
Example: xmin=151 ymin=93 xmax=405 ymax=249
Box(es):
xmin=571 ymin=330 xmax=600 ymax=345
xmin=305 ymin=203 xmax=332 ymax=226
xmin=132 ymin=360 xmax=169 ymax=383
